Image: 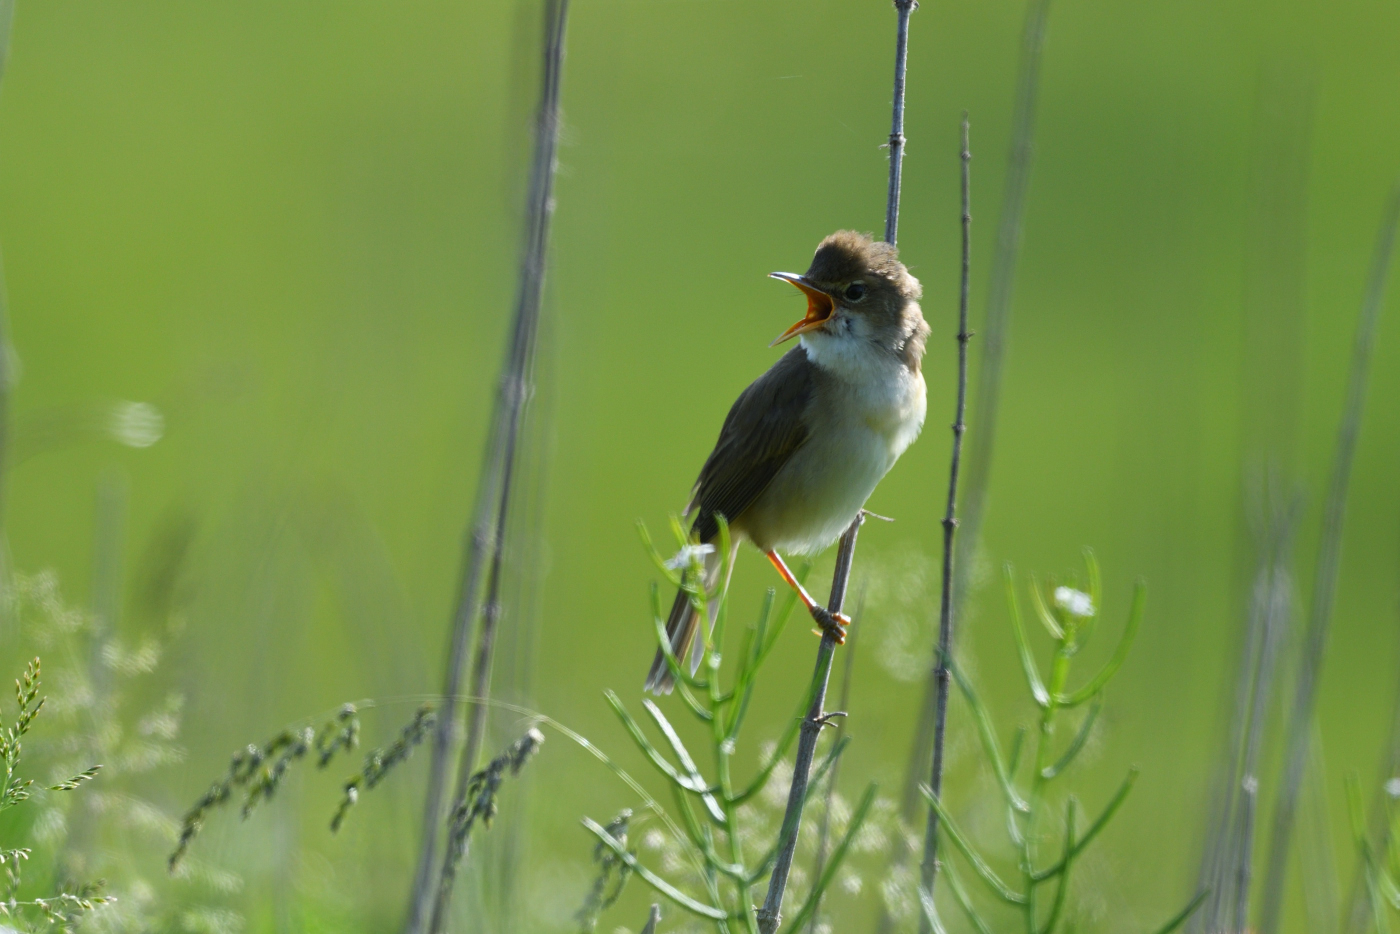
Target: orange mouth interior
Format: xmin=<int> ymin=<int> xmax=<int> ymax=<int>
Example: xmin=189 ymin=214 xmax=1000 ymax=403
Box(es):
xmin=771 ymin=279 xmax=834 ymax=346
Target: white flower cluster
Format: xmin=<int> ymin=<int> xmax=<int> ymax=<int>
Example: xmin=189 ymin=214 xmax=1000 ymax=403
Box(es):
xmin=1053 ymin=586 xmax=1095 ymax=619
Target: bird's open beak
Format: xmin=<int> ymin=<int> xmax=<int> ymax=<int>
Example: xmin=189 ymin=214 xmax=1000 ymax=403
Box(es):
xmin=768 ymin=272 xmax=835 ymax=346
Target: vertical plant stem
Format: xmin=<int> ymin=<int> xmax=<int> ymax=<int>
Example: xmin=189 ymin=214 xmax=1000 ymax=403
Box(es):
xmin=1258 ymin=184 xmax=1400 ymax=934
xmin=406 ymin=459 xmax=501 ymax=933
xmin=760 ymin=2 xmax=914 ymax=926
xmin=917 ymin=115 xmax=973 ymax=931
xmin=806 ymin=590 xmax=864 ymax=934
xmin=1193 ymin=64 xmax=1313 ymax=934
xmin=406 ymin=2 xmax=570 ymax=931
xmin=757 ymin=517 xmax=864 ymax=934
xmin=1194 ymin=484 xmax=1300 ymax=934
xmin=897 ymin=1 xmax=1052 ymax=893
xmin=884 ymin=0 xmax=916 ymax=246
xmin=758 ymin=2 xmax=915 ymax=926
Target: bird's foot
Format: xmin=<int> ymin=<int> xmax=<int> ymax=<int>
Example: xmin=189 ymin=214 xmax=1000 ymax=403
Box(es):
xmin=809 ymin=604 xmax=851 ymax=644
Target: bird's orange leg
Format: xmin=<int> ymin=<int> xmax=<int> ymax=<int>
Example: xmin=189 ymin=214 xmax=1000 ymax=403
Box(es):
xmin=765 ymin=550 xmax=851 ymax=644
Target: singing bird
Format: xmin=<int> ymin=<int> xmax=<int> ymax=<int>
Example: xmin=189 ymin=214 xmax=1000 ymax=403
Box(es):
xmin=645 ymin=230 xmax=929 ymax=693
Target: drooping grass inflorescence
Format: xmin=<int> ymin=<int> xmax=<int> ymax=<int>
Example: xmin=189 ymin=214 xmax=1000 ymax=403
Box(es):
xmin=333 ymin=704 xmax=434 ymax=833
xmin=576 ymin=809 xmax=635 ymax=933
xmin=428 ymin=726 xmax=545 ymax=930
xmin=170 ymin=702 xmax=435 ymax=870
xmin=918 ymin=551 xmax=1204 ymax=934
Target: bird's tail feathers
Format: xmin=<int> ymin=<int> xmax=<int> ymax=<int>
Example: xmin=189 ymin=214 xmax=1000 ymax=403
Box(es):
xmin=644 ymin=542 xmax=735 ymax=695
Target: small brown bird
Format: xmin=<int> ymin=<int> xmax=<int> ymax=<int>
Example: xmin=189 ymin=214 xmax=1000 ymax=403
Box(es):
xmin=646 ymin=231 xmax=929 ymax=693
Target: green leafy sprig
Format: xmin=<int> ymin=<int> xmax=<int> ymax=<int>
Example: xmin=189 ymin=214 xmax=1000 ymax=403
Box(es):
xmin=580 ymin=518 xmax=876 ymax=934
xmin=919 ymin=551 xmax=1204 ymax=934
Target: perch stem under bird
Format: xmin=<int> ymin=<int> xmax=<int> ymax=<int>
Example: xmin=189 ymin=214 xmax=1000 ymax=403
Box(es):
xmin=644 ymin=231 xmax=930 ymax=694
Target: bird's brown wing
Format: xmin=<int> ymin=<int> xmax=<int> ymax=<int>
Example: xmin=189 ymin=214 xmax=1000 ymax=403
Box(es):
xmin=687 ymin=347 xmax=818 ymax=543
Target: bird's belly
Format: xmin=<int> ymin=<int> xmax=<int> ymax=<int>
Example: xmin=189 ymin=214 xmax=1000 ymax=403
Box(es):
xmin=740 ymin=397 xmax=923 ymax=556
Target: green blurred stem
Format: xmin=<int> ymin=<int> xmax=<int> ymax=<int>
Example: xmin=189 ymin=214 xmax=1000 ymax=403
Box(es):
xmin=1259 ymin=183 xmax=1400 ymax=934
xmin=1037 ymin=798 xmax=1077 ymax=934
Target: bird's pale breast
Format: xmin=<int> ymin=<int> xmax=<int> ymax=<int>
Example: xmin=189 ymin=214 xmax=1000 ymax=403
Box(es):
xmin=737 ymin=345 xmax=926 ymax=555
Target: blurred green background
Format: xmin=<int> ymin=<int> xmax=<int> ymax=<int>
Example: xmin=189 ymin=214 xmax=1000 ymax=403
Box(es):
xmin=1 ymin=0 xmax=1399 ymax=930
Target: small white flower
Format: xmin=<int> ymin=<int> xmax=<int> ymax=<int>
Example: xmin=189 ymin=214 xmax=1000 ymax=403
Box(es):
xmin=1386 ymin=777 xmax=1400 ymax=799
xmin=1053 ymin=586 xmax=1095 ymax=618
xmin=664 ymin=543 xmax=715 ymax=570
xmin=108 ymin=401 xmax=164 ymax=448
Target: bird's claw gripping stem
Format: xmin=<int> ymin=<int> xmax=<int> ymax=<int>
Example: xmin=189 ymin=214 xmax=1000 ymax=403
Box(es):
xmin=765 ymin=549 xmax=850 ymax=644
xmin=809 ymin=604 xmax=850 ymax=644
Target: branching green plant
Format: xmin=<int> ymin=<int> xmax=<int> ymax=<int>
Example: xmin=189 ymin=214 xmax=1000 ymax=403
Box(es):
xmin=918 ymin=551 xmax=1204 ymax=934
xmin=580 ymin=519 xmax=876 ymax=934
xmin=1346 ymin=773 xmax=1400 ymax=934
xmin=3 ymin=564 xmax=243 ymax=933
xmin=0 ymin=657 xmax=114 ymax=931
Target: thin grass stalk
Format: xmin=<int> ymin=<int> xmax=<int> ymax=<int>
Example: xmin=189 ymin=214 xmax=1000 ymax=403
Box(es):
xmin=1194 ymin=61 xmax=1313 ymax=932
xmin=756 ymin=516 xmax=863 ymax=934
xmin=407 ymin=448 xmax=503 ymax=932
xmin=897 ymin=0 xmax=1052 ymax=900
xmin=805 ymin=591 xmax=863 ymax=934
xmin=408 ymin=3 xmax=570 ymax=932
xmin=1233 ymin=497 xmax=1298 ymax=929
xmin=1258 ymin=184 xmax=1400 ymax=934
xmin=917 ymin=114 xmax=973 ymax=931
xmin=1194 ymin=484 xmax=1299 ymax=933
xmin=431 ymin=3 xmax=569 ymax=929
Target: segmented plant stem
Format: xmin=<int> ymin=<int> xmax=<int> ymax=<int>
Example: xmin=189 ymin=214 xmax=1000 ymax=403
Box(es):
xmin=897 ymin=5 xmax=1051 ymax=909
xmin=756 ymin=517 xmax=863 ymax=934
xmin=407 ymin=2 xmax=570 ymax=931
xmin=758 ymin=3 xmax=918 ymax=924
xmin=884 ymin=0 xmax=916 ymax=246
xmin=759 ymin=2 xmax=915 ymax=924
xmin=918 ymin=115 xmax=973 ymax=930
xmin=806 ymin=591 xmax=863 ymax=934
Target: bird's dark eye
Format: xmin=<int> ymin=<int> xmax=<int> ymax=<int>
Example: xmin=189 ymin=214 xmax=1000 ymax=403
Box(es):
xmin=844 ymin=282 xmax=867 ymax=302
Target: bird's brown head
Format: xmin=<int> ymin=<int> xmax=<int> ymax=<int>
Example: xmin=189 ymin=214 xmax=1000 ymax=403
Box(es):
xmin=769 ymin=230 xmax=928 ymax=369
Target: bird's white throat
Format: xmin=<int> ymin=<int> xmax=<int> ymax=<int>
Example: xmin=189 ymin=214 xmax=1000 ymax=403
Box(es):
xmin=799 ymin=316 xmax=927 ymax=457
xmin=798 ymin=311 xmax=918 ymax=384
